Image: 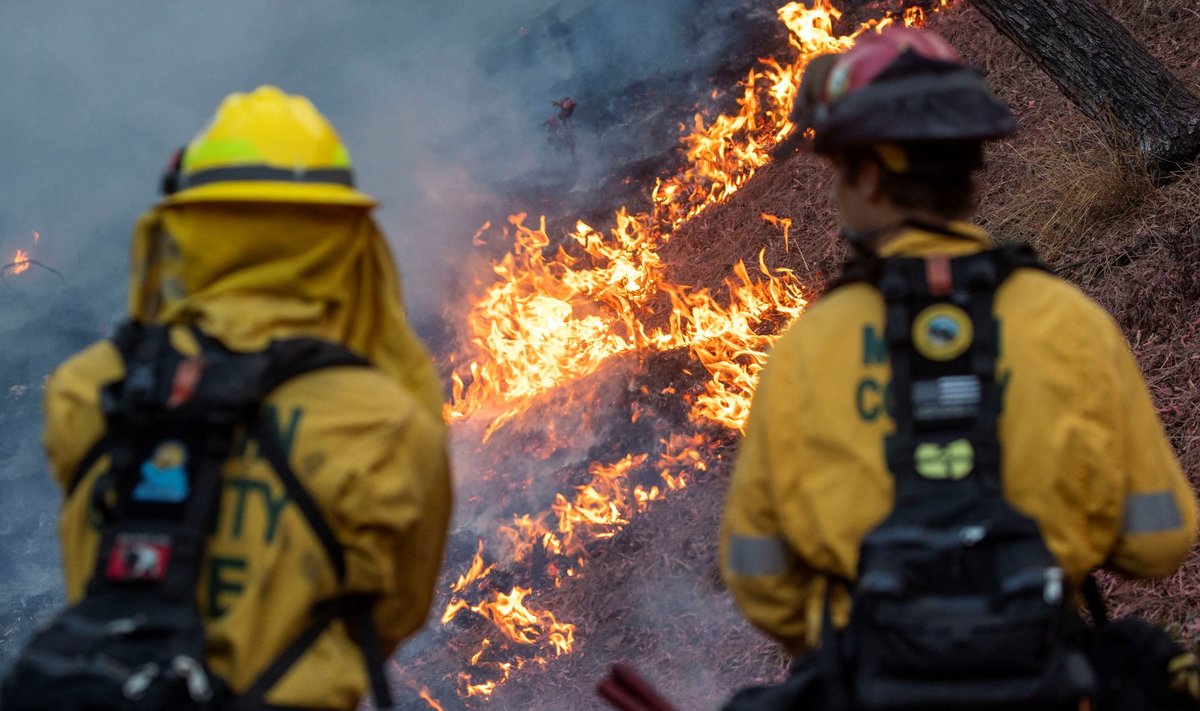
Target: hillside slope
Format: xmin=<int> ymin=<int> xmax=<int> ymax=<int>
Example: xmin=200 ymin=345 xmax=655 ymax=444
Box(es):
xmin=453 ymin=2 xmax=1200 ymax=708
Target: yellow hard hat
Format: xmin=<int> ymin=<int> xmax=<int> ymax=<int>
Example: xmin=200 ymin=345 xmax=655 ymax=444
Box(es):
xmin=161 ymin=85 xmax=377 ymax=207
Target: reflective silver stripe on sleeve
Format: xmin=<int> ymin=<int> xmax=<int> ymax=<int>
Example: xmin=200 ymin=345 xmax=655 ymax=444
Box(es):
xmin=1124 ymin=491 xmax=1184 ymax=534
xmin=728 ymin=534 xmax=790 ymax=576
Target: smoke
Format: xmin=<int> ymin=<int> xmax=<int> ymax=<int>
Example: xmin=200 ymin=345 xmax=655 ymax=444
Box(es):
xmin=0 ymin=0 xmax=748 ymax=675
xmin=627 ymin=571 xmax=751 ymax=705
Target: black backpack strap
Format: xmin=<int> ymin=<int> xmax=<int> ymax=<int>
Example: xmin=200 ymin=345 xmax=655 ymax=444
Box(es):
xmin=253 ymin=419 xmax=346 ymax=582
xmin=343 ymin=595 xmax=396 ymax=710
xmin=820 ymin=580 xmax=853 ymax=711
xmin=251 ymin=337 xmax=368 ymax=582
xmin=239 ymin=421 xmax=393 ymax=709
xmin=1082 ymin=575 xmax=1110 ymax=626
xmin=66 ymin=435 xmax=111 ymax=498
xmin=963 ymin=244 xmax=1047 ymax=496
xmin=67 ymin=321 xmax=175 ymax=497
xmin=216 ymin=422 xmax=348 ymax=711
xmin=828 ymin=246 xmax=882 ymax=292
xmin=65 ymin=323 xmax=148 ymax=496
xmin=992 ymin=243 xmax=1051 ymax=278
xmin=878 ymin=257 xmax=913 ymax=478
xmin=229 ymin=602 xmax=340 ymax=711
xmin=230 ymin=339 xmax=395 ymax=710
xmin=959 ymin=252 xmax=1004 ymax=496
xmin=260 ymin=338 xmax=369 ymax=393
xmin=229 ymin=599 xmax=393 ymax=711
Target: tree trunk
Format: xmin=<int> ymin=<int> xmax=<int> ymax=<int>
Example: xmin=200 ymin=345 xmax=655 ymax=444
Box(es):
xmin=968 ymin=0 xmax=1200 ymax=171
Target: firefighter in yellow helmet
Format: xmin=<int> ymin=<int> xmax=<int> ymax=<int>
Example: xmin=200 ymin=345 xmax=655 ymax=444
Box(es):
xmin=43 ymin=86 xmax=451 ymax=709
xmin=721 ymin=28 xmax=1197 ymax=709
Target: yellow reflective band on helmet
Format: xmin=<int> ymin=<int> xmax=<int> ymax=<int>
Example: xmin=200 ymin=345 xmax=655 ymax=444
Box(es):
xmin=166 ymin=85 xmax=375 ymax=207
xmin=182 ymin=135 xmax=353 ymax=173
xmin=331 ymin=145 xmax=351 ymax=169
xmin=181 ymin=137 xmax=264 ymax=173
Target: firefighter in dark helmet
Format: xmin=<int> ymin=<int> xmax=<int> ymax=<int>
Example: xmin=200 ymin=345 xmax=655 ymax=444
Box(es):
xmin=41 ymin=86 xmax=451 ymax=709
xmin=720 ymin=27 xmax=1197 ymax=709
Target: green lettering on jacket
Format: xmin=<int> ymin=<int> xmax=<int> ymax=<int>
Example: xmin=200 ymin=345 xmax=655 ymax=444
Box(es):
xmin=264 ymin=406 xmax=303 ymax=458
xmin=855 ymin=377 xmax=895 ymax=422
xmin=863 ymin=325 xmax=887 ymax=366
xmin=207 ymin=556 xmax=247 ymax=618
xmin=857 ymin=377 xmax=883 ymax=421
xmin=224 ymin=476 xmax=290 ymax=544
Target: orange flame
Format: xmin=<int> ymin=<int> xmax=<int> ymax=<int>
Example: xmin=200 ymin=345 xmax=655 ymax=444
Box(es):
xmin=450 ymin=540 xmax=495 ymax=594
xmin=446 ymin=433 xmax=717 ymax=694
xmin=445 ymin=1 xmax=892 ymax=438
xmin=10 ymin=250 xmax=30 ymax=275
xmin=442 ymin=586 xmax=575 ymax=654
xmin=667 ymin=253 xmax=807 ymax=430
xmin=470 ymin=639 xmax=492 ymax=665
xmin=761 ymin=213 xmax=793 ymax=253
xmin=418 ymin=686 xmax=446 ymax=711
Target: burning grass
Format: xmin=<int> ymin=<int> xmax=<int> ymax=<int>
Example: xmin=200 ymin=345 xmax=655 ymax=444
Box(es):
xmin=407 ymin=0 xmax=1200 ymax=708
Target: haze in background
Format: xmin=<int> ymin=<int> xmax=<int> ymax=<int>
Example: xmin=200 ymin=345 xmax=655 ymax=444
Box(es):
xmin=0 ymin=0 xmax=746 ymax=668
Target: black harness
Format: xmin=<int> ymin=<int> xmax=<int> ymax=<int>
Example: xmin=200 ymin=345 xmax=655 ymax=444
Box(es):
xmin=822 ymin=239 xmax=1098 ymax=710
xmin=725 ymin=233 xmax=1198 ymax=710
xmin=836 ymin=239 xmax=1047 ymax=510
xmin=4 ymin=322 xmax=394 ymax=711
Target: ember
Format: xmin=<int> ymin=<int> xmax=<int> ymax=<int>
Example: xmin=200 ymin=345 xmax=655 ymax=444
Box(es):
xmin=10 ymin=250 xmax=30 ymax=275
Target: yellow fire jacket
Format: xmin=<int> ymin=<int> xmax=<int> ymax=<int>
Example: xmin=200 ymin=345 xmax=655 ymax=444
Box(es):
xmin=44 ymin=202 xmax=452 ymax=710
xmin=721 ymin=223 xmax=1197 ymax=655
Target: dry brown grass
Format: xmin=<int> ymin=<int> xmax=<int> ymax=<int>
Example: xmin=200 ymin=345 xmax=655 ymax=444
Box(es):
xmin=978 ymin=119 xmax=1156 ymax=259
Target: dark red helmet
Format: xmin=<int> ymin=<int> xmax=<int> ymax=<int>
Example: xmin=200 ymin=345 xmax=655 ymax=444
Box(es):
xmin=793 ymin=26 xmax=1016 ymax=156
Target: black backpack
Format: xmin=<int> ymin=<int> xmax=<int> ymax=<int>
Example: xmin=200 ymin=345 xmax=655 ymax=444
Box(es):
xmin=1 ymin=322 xmax=395 ymax=711
xmin=822 ymin=243 xmax=1096 ymax=710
